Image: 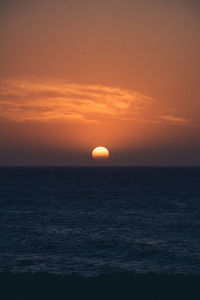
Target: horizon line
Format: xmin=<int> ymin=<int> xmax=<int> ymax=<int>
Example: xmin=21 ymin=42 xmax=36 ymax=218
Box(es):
xmin=0 ymin=165 xmax=200 ymax=168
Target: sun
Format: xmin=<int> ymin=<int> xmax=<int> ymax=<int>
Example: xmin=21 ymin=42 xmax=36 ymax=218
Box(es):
xmin=92 ymin=146 xmax=109 ymax=159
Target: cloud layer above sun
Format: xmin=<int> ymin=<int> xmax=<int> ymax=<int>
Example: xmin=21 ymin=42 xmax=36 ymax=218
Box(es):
xmin=0 ymin=78 xmax=153 ymax=123
xmin=0 ymin=78 xmax=192 ymax=126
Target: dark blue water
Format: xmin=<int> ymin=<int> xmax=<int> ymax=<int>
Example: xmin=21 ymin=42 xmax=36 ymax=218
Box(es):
xmin=0 ymin=167 xmax=200 ymax=276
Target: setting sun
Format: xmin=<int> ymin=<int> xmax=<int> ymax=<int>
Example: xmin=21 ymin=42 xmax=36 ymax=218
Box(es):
xmin=92 ymin=146 xmax=109 ymax=159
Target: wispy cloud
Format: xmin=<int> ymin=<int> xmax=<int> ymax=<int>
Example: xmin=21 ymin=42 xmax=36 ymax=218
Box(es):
xmin=159 ymin=115 xmax=192 ymax=125
xmin=0 ymin=78 xmax=153 ymax=123
xmin=0 ymin=78 xmax=192 ymax=127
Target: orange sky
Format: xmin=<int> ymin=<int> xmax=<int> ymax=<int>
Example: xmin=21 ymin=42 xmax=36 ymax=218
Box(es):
xmin=0 ymin=0 xmax=200 ymax=165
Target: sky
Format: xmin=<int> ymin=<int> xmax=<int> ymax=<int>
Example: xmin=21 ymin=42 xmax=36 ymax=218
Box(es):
xmin=0 ymin=0 xmax=200 ymax=166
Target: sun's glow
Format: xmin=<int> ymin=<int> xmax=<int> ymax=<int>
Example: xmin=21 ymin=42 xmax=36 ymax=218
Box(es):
xmin=92 ymin=146 xmax=109 ymax=159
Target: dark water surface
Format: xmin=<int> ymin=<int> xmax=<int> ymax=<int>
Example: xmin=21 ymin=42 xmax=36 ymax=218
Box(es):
xmin=0 ymin=167 xmax=200 ymax=275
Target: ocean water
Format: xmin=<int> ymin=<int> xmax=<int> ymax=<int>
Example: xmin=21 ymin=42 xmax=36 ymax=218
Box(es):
xmin=0 ymin=167 xmax=200 ymax=276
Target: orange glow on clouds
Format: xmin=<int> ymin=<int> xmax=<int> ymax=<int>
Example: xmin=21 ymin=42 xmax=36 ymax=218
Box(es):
xmin=0 ymin=78 xmax=192 ymax=126
xmin=0 ymin=78 xmax=153 ymax=123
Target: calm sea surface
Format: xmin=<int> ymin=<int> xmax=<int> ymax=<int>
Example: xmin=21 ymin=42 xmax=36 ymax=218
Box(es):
xmin=0 ymin=167 xmax=200 ymax=276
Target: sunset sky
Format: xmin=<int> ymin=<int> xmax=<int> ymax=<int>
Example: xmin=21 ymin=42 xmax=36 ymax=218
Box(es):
xmin=0 ymin=0 xmax=200 ymax=165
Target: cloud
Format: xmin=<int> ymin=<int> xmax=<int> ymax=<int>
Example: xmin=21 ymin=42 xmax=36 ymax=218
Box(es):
xmin=0 ymin=78 xmax=153 ymax=123
xmin=0 ymin=78 xmax=192 ymax=127
xmin=159 ymin=115 xmax=192 ymax=125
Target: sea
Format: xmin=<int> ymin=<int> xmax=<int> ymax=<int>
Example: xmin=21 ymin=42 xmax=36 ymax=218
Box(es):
xmin=0 ymin=166 xmax=200 ymax=277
